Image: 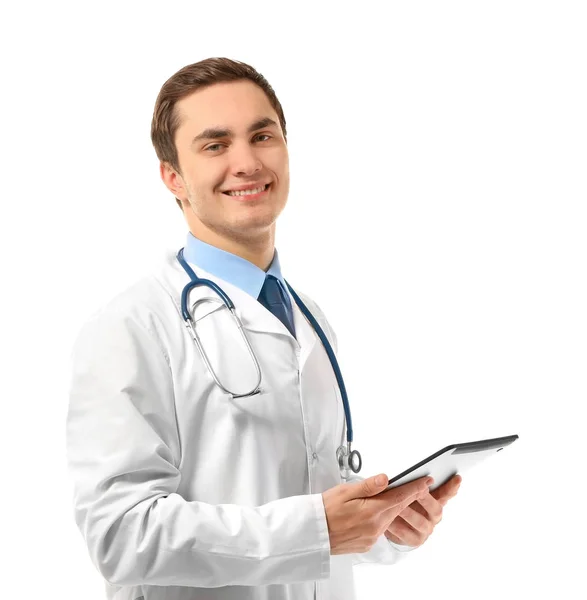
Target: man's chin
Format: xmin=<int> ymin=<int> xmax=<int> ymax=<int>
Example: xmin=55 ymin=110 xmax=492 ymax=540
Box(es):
xmin=231 ymin=209 xmax=281 ymax=231
xmin=231 ymin=219 xmax=277 ymax=236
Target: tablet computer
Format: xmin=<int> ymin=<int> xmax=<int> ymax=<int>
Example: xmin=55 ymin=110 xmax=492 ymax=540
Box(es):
xmin=383 ymin=434 xmax=519 ymax=493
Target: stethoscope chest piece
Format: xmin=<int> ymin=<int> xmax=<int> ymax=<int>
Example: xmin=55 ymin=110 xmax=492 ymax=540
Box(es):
xmin=337 ymin=443 xmax=362 ymax=480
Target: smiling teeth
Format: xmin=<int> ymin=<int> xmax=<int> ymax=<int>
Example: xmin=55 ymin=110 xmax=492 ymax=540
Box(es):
xmin=227 ymin=186 xmax=266 ymax=196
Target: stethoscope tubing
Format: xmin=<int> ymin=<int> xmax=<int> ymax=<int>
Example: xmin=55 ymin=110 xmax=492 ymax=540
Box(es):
xmin=179 ymin=249 xmax=235 ymax=315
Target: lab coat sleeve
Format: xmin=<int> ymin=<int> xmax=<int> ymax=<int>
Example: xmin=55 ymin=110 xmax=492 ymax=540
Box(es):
xmin=66 ymin=305 xmax=331 ymax=588
xmin=314 ymin=302 xmax=416 ymax=566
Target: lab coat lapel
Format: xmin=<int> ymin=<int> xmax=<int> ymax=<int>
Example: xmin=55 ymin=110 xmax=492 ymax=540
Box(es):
xmin=229 ymin=277 xmax=320 ymax=373
xmin=234 ymin=283 xmax=320 ymax=372
xmin=288 ymin=288 xmax=318 ymax=372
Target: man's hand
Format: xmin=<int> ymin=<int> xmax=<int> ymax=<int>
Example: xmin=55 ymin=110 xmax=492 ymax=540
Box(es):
xmin=322 ymin=474 xmax=433 ymax=555
xmin=384 ymin=474 xmax=462 ymax=548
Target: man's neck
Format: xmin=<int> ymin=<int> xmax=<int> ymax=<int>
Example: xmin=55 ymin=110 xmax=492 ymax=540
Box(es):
xmin=188 ymin=224 xmax=275 ymax=272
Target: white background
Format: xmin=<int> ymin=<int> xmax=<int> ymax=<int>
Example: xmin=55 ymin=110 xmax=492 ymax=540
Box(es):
xmin=1 ymin=1 xmax=585 ymax=598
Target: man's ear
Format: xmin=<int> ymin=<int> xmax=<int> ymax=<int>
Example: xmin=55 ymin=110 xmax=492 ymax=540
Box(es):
xmin=159 ymin=161 xmax=187 ymax=199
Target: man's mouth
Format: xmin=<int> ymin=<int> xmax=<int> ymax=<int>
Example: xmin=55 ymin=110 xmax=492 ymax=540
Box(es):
xmin=222 ymin=183 xmax=271 ymax=197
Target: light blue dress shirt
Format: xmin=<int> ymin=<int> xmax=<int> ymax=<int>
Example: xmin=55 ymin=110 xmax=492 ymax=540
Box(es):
xmin=182 ymin=231 xmax=295 ymax=319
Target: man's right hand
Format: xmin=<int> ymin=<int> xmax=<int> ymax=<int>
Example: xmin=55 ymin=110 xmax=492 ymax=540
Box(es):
xmin=322 ymin=474 xmax=433 ymax=555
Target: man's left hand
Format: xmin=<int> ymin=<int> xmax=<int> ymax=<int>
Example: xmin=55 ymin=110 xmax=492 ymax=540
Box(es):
xmin=384 ymin=474 xmax=462 ymax=548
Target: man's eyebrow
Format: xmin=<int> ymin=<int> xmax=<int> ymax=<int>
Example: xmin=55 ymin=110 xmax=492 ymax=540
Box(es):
xmin=191 ymin=117 xmax=278 ymax=145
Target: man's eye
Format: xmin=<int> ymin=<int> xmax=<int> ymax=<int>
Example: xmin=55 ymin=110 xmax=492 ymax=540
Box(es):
xmin=205 ymin=135 xmax=270 ymax=152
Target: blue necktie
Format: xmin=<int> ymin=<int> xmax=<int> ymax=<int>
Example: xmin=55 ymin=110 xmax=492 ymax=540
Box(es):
xmin=258 ymin=275 xmax=296 ymax=339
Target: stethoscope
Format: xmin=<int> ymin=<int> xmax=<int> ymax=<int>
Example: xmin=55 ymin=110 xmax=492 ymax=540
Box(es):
xmin=176 ymin=248 xmax=362 ymax=479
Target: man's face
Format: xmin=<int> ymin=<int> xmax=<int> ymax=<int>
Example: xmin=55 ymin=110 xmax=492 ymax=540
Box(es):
xmin=163 ymin=80 xmax=290 ymax=243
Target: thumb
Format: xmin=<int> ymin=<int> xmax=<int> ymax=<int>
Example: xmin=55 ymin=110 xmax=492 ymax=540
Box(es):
xmin=347 ymin=474 xmax=389 ymax=498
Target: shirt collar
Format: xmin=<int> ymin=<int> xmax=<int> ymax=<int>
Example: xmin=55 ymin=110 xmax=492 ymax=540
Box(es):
xmin=183 ymin=231 xmax=288 ymax=299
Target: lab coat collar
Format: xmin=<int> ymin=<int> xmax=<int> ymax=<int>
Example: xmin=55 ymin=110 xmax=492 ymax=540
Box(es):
xmin=163 ymin=250 xmax=318 ymax=367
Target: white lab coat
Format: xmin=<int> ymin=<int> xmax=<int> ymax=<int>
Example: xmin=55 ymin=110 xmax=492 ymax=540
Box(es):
xmin=66 ymin=250 xmax=412 ymax=600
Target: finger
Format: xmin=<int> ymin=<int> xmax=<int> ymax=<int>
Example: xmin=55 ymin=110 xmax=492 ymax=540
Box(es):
xmin=379 ymin=477 xmax=433 ymax=512
xmin=430 ymin=474 xmax=461 ymax=498
xmin=396 ymin=506 xmax=433 ymax=536
xmin=445 ymin=474 xmax=462 ymax=491
xmin=380 ymin=478 xmax=433 ymax=520
xmin=431 ymin=476 xmax=461 ymax=507
xmin=431 ymin=490 xmax=457 ymax=508
xmin=385 ymin=517 xmax=426 ymax=547
xmin=410 ymin=493 xmax=443 ymax=524
xmin=384 ymin=476 xmax=434 ymax=503
xmin=346 ymin=473 xmax=390 ymax=499
xmin=409 ymin=501 xmax=427 ymax=516
xmin=357 ymin=473 xmax=389 ymax=498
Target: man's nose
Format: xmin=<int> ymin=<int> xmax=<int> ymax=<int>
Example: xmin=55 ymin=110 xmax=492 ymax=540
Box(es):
xmin=230 ymin=142 xmax=262 ymax=176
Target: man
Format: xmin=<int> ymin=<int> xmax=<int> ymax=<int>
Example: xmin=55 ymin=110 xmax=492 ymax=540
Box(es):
xmin=66 ymin=57 xmax=461 ymax=600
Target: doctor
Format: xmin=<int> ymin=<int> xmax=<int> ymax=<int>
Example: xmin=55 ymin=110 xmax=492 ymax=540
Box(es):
xmin=66 ymin=57 xmax=461 ymax=600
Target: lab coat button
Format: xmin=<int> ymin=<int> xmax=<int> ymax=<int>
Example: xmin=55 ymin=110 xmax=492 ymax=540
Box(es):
xmin=312 ymin=452 xmax=318 ymax=460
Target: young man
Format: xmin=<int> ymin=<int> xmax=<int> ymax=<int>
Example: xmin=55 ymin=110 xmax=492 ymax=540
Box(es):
xmin=66 ymin=57 xmax=461 ymax=600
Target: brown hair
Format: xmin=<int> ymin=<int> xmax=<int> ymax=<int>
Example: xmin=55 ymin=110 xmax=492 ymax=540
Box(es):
xmin=150 ymin=57 xmax=287 ymax=209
